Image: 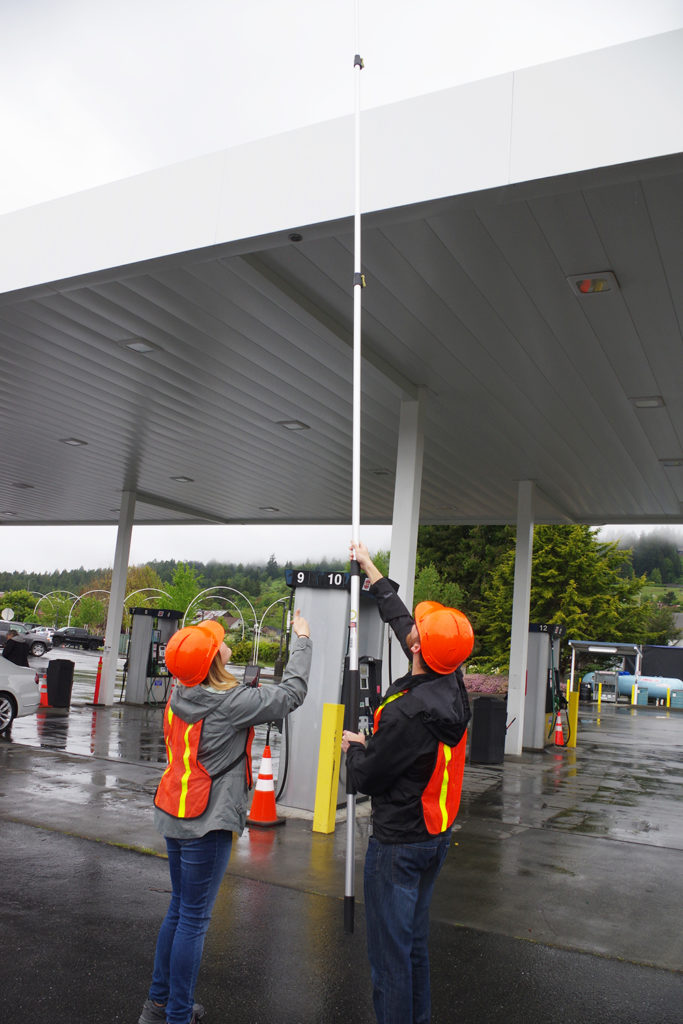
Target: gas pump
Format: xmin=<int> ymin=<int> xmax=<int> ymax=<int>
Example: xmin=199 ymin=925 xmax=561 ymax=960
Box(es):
xmin=124 ymin=607 xmax=183 ymax=705
xmin=523 ymin=623 xmax=566 ymax=750
xmin=277 ymin=569 xmax=388 ymax=813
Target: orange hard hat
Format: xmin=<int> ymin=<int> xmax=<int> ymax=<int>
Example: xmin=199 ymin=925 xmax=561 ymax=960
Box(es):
xmin=164 ymin=620 xmax=224 ymax=687
xmin=414 ymin=601 xmax=474 ymax=674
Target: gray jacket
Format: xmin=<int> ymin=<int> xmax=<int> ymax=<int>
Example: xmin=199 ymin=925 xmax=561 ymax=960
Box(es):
xmin=153 ymin=635 xmax=311 ymax=839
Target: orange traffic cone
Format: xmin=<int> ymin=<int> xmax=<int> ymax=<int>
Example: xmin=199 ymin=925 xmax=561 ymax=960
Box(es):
xmin=247 ymin=745 xmax=285 ymax=828
xmin=554 ymin=713 xmax=564 ymax=747
xmin=38 ymin=673 xmax=49 ymax=708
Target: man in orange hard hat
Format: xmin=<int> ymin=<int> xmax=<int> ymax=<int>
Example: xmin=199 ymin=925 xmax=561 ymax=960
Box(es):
xmin=342 ymin=541 xmax=473 ymax=1024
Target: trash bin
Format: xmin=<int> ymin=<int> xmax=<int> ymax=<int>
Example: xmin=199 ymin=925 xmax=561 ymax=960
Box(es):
xmin=579 ymin=682 xmax=593 ymax=703
xmin=46 ymin=659 xmax=75 ymax=708
xmin=469 ymin=696 xmax=507 ymax=764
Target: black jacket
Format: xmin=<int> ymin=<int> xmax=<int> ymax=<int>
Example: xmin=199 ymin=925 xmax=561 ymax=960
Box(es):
xmin=2 ymin=637 xmax=30 ymax=667
xmin=345 ymin=577 xmax=471 ymax=844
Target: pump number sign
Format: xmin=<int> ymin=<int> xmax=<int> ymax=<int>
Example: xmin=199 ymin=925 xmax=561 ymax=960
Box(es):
xmin=285 ymin=569 xmax=350 ymax=590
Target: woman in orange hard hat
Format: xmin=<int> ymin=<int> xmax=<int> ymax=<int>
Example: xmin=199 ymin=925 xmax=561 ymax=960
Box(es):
xmin=138 ymin=612 xmax=311 ymax=1024
xmin=342 ymin=541 xmax=473 ymax=1024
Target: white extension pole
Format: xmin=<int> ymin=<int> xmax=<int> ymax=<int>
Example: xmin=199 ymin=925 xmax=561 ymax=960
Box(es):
xmin=345 ymin=0 xmax=364 ymax=935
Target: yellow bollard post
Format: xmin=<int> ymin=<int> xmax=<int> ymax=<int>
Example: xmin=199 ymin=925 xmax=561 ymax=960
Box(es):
xmin=631 ymin=683 xmax=637 ymax=706
xmin=566 ymin=690 xmax=579 ymax=748
xmin=597 ymin=682 xmax=602 ymax=707
xmin=667 ymin=686 xmax=671 ymax=708
xmin=313 ymin=703 xmax=345 ymax=834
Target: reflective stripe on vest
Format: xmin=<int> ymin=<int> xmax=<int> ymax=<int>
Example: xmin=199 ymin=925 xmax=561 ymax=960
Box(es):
xmin=374 ymin=689 xmax=466 ymax=835
xmin=420 ymin=731 xmax=466 ymax=833
xmin=155 ymin=705 xmax=212 ymax=819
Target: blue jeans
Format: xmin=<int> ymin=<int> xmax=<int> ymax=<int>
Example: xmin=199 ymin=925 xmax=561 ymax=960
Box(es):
xmin=149 ymin=830 xmax=232 ymax=1024
xmin=364 ymin=832 xmax=451 ymax=1024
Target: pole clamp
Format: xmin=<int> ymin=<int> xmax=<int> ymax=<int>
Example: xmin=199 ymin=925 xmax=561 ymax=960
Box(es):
xmin=354 ymin=54 xmax=364 ymax=69
xmin=353 ymin=272 xmax=366 ymax=288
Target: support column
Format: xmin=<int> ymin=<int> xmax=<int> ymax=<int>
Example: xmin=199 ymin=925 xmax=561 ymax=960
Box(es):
xmin=386 ymin=396 xmax=424 ymax=674
xmin=385 ymin=391 xmax=421 ymax=696
xmin=504 ymin=480 xmax=535 ymax=757
xmin=100 ymin=490 xmax=135 ymax=706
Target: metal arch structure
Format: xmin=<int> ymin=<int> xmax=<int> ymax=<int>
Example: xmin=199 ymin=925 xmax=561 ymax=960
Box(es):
xmin=67 ymin=589 xmax=110 ymax=626
xmin=182 ymin=586 xmax=258 ymax=634
xmin=33 ymin=591 xmax=79 ymax=618
xmin=253 ymin=597 xmax=290 ymax=664
xmin=123 ymin=587 xmax=173 ymax=606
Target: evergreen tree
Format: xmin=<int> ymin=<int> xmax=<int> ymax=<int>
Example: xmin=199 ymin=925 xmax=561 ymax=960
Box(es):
xmin=413 ymin=565 xmax=463 ymax=608
xmin=623 ymin=530 xmax=683 ymax=582
xmin=417 ymin=524 xmax=515 ymax=613
xmin=476 ymin=525 xmax=650 ymax=672
xmin=640 ymin=599 xmax=680 ymax=645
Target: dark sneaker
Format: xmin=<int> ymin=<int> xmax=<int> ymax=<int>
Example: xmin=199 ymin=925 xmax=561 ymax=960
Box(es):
xmin=138 ymin=999 xmax=206 ymax=1024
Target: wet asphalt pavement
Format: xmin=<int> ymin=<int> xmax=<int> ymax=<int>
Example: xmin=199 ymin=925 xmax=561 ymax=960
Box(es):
xmin=1 ymin=662 xmax=682 ymax=1022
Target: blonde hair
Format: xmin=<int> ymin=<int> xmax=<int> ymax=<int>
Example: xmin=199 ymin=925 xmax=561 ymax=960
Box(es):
xmin=203 ymin=651 xmax=239 ymax=692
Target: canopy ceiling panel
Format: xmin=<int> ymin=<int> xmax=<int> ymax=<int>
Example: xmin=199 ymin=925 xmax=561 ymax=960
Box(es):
xmin=1 ymin=151 xmax=682 ymax=529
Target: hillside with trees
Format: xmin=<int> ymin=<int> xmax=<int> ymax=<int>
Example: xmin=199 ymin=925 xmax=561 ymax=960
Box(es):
xmin=0 ymin=555 xmax=346 ymax=663
xmin=617 ymin=529 xmax=683 ymax=584
xmin=2 ymin=527 xmax=679 ymax=670
xmin=415 ymin=524 xmax=679 ymax=672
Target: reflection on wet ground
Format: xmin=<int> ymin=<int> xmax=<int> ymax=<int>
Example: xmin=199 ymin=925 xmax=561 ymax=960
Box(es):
xmin=458 ymin=706 xmax=683 ymax=847
xmin=9 ymin=665 xmax=280 ymax=768
xmin=10 ymin=678 xmax=683 ymax=849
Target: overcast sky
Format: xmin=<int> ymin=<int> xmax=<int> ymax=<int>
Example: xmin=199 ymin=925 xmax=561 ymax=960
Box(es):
xmin=3 ymin=1 xmax=682 ymax=572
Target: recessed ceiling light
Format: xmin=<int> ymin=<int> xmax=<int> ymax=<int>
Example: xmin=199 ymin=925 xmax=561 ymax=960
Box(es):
xmin=109 ymin=508 xmax=120 ymax=513
xmin=288 ymin=232 xmax=303 ymax=242
xmin=170 ymin=475 xmax=194 ymax=483
xmin=630 ymin=396 xmax=665 ymax=409
xmin=259 ymin=506 xmax=280 ymax=513
xmin=59 ymin=437 xmax=88 ymax=446
xmin=120 ymin=337 xmax=159 ymax=354
xmin=567 ymin=271 xmax=619 ymax=295
xmin=12 ymin=482 xmax=35 ymax=489
xmin=277 ymin=419 xmax=310 ymax=431
xmin=659 ymin=458 xmax=683 ymax=468
xmin=372 ymin=469 xmax=391 ymax=477
xmin=2 ymin=511 xmax=16 ymax=517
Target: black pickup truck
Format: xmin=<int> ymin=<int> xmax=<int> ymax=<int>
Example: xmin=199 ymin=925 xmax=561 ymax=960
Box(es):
xmin=51 ymin=627 xmax=104 ymax=651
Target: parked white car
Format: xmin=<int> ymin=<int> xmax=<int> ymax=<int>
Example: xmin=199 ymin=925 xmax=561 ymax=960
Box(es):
xmin=0 ymin=659 xmax=40 ymax=732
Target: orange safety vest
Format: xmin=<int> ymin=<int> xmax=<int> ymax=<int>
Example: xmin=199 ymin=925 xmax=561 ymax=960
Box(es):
xmin=373 ymin=691 xmax=467 ymax=835
xmin=154 ymin=703 xmax=254 ymax=819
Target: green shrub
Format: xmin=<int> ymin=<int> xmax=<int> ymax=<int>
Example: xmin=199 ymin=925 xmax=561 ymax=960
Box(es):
xmin=229 ymin=639 xmax=282 ymax=665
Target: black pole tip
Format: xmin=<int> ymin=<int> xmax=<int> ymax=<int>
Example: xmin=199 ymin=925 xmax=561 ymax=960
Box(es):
xmin=344 ymin=895 xmax=355 ymax=934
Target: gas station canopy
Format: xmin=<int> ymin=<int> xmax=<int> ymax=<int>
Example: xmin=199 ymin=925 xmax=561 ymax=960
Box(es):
xmin=2 ymin=30 xmax=683 ymax=532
